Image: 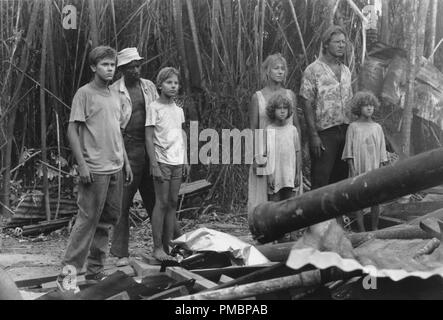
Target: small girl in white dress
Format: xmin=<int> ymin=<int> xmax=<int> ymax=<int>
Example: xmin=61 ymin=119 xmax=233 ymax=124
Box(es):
xmin=265 ymin=94 xmax=301 ymax=202
xmin=342 ymin=91 xmax=388 ymax=232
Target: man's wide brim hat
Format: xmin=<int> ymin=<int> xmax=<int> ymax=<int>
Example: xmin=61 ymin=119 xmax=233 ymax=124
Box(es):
xmin=117 ymin=47 xmax=143 ymax=67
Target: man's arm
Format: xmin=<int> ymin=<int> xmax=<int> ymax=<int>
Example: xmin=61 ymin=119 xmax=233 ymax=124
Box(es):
xmin=67 ymin=122 xmax=93 ymax=184
xmin=145 ymin=126 xmax=163 ymax=183
xmin=301 ymin=96 xmax=324 ymax=159
xmin=121 ymin=133 xmax=133 ymax=185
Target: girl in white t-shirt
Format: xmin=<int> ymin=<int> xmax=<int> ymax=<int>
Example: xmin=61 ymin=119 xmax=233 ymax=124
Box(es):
xmin=145 ymin=67 xmax=189 ymax=262
xmin=265 ymin=94 xmax=301 ymax=202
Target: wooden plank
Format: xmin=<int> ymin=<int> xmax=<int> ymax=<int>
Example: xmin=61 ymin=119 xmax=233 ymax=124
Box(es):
xmin=143 ymin=285 xmax=189 ymax=300
xmin=179 ymin=179 xmax=211 ymax=196
xmin=15 ymin=265 xmax=135 ymax=289
xmin=173 ymin=270 xmax=323 ymax=300
xmin=381 ymin=201 xmax=443 ymax=220
xmin=218 ymin=275 xmax=234 ymax=284
xmin=192 ymin=263 xmax=279 ymax=281
xmin=129 ymin=259 xmax=162 ymax=278
xmin=165 ymin=267 xmax=218 ymax=292
xmin=106 ymin=291 xmax=130 ymax=300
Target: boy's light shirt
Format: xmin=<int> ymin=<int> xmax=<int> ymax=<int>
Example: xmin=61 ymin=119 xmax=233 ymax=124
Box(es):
xmin=145 ymin=100 xmax=185 ymax=165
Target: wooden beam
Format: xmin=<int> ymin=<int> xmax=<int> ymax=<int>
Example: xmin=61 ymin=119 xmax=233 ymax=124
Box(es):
xmin=106 ymin=291 xmax=130 ymax=300
xmin=143 ymin=285 xmax=189 ymax=300
xmin=218 ymin=275 xmax=234 ymax=284
xmin=381 ymin=201 xmax=443 ymax=220
xmin=129 ymin=259 xmax=162 ymax=278
xmin=172 ymin=270 xmax=323 ymax=300
xmin=251 ymin=147 xmax=443 ymax=243
xmin=191 ymin=263 xmax=279 ymax=281
xmin=165 ymin=267 xmax=217 ymax=292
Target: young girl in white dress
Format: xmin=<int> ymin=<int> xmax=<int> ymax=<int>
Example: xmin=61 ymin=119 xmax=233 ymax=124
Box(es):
xmin=265 ymin=94 xmax=301 ymax=202
xmin=342 ymin=91 xmax=388 ymax=232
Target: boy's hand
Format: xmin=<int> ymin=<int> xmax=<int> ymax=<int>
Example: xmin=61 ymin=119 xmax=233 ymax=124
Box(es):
xmin=124 ymin=164 xmax=133 ymax=185
xmin=151 ymin=165 xmax=164 ymax=183
xmin=78 ymin=164 xmax=94 ymax=184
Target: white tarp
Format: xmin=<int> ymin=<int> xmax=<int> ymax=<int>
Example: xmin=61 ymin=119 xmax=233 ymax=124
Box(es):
xmin=171 ymin=228 xmax=270 ymax=266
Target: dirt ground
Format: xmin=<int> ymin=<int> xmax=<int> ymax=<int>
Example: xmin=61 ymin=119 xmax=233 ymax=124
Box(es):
xmin=0 ymin=210 xmax=252 ymax=281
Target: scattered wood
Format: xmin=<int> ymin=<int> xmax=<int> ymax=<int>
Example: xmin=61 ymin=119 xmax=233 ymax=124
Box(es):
xmin=250 ymin=148 xmax=443 ymax=243
xmin=106 ymin=291 xmax=130 ymax=300
xmin=20 ymin=218 xmax=72 ymax=236
xmin=381 ymin=201 xmax=443 ymax=220
xmin=172 ymin=269 xmax=323 ymax=300
xmin=191 ymin=263 xmax=279 ymax=281
xmin=200 ymin=262 xmax=287 ymax=292
xmin=129 ymin=259 xmax=162 ymax=278
xmin=218 ymin=275 xmax=234 ymax=284
xmin=143 ymin=285 xmax=189 ymax=300
xmin=164 ymin=267 xmax=218 ymax=292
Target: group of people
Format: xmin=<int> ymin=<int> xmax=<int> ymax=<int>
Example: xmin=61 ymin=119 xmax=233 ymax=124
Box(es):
xmin=58 ymin=46 xmax=187 ymax=292
xmin=248 ymin=25 xmax=388 ymax=233
xmin=57 ymin=24 xmax=388 ymax=293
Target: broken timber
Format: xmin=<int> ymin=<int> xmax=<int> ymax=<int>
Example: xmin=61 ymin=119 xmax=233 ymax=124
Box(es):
xmin=250 ymin=147 xmax=443 ymax=243
xmin=165 ymin=267 xmax=218 ymax=292
xmin=173 ymin=269 xmax=324 ymax=300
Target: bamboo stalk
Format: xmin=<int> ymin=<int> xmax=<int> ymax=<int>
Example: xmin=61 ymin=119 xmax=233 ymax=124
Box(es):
xmin=88 ymin=0 xmax=99 ymax=47
xmin=172 ymin=0 xmax=191 ymax=95
xmin=185 ymin=0 xmax=205 ymax=90
xmin=428 ymin=0 xmax=438 ymax=62
xmin=416 ymin=0 xmax=430 ymax=59
xmin=54 ymin=111 xmax=61 ymax=220
xmin=381 ymin=0 xmax=390 ymax=44
xmin=400 ymin=0 xmax=418 ymax=157
xmin=258 ymin=0 xmax=266 ymax=70
xmin=288 ymin=0 xmax=308 ymax=65
xmin=1 ymin=1 xmax=40 ymax=217
xmin=40 ymin=0 xmax=51 ymax=221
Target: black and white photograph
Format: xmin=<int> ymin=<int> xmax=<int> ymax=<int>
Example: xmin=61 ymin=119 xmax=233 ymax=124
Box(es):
xmin=1 ymin=0 xmax=443 ymax=304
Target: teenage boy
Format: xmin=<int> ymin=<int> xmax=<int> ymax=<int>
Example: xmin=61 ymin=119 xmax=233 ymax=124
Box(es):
xmin=57 ymin=46 xmax=133 ymax=292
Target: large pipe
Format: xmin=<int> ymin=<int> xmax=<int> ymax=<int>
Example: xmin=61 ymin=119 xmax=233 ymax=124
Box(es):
xmin=249 ymin=147 xmax=443 ymax=243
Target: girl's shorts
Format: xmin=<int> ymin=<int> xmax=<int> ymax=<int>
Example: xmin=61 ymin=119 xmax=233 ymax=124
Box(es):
xmin=158 ymin=162 xmax=183 ymax=181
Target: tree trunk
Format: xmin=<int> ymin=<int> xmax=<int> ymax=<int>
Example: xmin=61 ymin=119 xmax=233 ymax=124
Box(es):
xmin=428 ymin=0 xmax=438 ymax=62
xmin=380 ymin=0 xmax=390 ymax=44
xmin=400 ymin=0 xmax=418 ymax=157
xmin=40 ymin=0 xmax=51 ymax=221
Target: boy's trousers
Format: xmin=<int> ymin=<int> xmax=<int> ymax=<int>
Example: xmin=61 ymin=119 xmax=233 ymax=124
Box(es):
xmin=110 ymin=136 xmax=155 ymax=258
xmin=62 ymin=170 xmax=123 ymax=276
